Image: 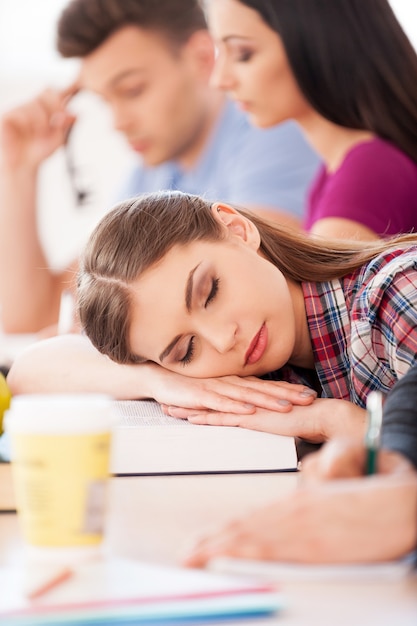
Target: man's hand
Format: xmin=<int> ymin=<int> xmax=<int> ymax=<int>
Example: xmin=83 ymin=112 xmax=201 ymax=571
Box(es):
xmin=1 ymin=84 xmax=78 ymax=170
xmin=302 ymin=437 xmax=415 ymax=481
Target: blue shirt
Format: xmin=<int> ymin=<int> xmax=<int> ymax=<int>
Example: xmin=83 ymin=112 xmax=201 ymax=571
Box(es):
xmin=118 ymin=99 xmax=320 ymax=218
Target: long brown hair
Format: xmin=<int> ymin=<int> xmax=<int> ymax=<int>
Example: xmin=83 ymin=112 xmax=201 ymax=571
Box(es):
xmin=78 ymin=191 xmax=417 ymax=363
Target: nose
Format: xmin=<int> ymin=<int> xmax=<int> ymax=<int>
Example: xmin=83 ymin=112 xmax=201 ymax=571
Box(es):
xmin=111 ymin=102 xmax=134 ymax=134
xmin=210 ymin=51 xmax=235 ymax=92
xmin=200 ymin=319 xmax=238 ymax=354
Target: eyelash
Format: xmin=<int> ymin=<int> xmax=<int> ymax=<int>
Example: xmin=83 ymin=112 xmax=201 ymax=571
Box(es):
xmin=180 ymin=337 xmax=195 ymax=366
xmin=237 ymin=50 xmax=253 ymax=63
xmin=205 ymin=277 xmax=220 ymax=308
xmin=180 ymin=277 xmax=220 ymax=366
xmin=123 ymin=86 xmax=145 ymax=98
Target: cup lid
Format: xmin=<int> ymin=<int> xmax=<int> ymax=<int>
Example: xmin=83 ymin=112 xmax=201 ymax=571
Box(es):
xmin=5 ymin=394 xmax=116 ymax=434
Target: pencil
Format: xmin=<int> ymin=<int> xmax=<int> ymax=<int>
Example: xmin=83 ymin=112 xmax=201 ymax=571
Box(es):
xmin=364 ymin=391 xmax=383 ymax=475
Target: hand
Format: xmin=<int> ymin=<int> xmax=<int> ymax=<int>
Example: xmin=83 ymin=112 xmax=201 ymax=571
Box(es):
xmin=148 ymin=369 xmax=317 ymax=416
xmin=0 ymin=84 xmax=78 ymax=170
xmin=184 ymin=472 xmax=417 ymax=566
xmin=302 ymin=438 xmax=416 ymax=481
xmin=168 ymin=397 xmax=366 ymax=443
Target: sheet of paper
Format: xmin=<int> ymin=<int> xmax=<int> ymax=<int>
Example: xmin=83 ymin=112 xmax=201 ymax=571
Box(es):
xmin=209 ymin=553 xmax=416 ymax=582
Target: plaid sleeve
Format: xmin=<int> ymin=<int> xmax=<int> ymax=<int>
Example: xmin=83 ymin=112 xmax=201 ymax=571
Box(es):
xmin=370 ymin=267 xmax=417 ymax=377
xmin=350 ymin=254 xmax=417 ymax=404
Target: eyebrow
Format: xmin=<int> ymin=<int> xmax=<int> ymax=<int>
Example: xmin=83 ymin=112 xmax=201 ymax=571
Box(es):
xmin=158 ymin=263 xmax=201 ymax=362
xmin=222 ymin=35 xmax=254 ymax=44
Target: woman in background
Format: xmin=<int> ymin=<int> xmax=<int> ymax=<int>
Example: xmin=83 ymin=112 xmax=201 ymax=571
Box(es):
xmin=207 ymin=0 xmax=417 ymax=240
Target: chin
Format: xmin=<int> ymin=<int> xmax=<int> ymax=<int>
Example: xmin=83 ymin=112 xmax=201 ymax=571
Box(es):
xmin=249 ymin=112 xmax=284 ymax=129
xmin=140 ymin=152 xmax=166 ymax=167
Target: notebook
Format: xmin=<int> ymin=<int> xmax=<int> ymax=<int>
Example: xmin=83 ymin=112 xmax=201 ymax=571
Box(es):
xmin=0 ymin=557 xmax=283 ymax=625
xmin=111 ymin=400 xmax=298 ymax=475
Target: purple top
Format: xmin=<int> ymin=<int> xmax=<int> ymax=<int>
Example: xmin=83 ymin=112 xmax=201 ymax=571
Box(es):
xmin=304 ymin=138 xmax=417 ymax=236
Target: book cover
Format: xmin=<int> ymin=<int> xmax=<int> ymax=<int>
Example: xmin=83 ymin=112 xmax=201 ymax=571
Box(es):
xmin=111 ymin=400 xmax=298 ymax=476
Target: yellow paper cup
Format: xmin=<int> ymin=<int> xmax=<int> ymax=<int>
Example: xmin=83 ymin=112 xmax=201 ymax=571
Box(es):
xmin=0 ymin=372 xmax=11 ymax=436
xmin=5 ymin=394 xmax=115 ymax=561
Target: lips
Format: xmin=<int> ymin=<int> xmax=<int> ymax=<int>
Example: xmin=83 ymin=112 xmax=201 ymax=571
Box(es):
xmin=235 ymin=99 xmax=251 ymax=112
xmin=129 ymin=139 xmax=150 ymax=153
xmin=245 ymin=323 xmax=268 ymax=366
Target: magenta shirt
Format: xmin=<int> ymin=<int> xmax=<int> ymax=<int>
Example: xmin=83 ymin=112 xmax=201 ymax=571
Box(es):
xmin=304 ymin=138 xmax=417 ymax=236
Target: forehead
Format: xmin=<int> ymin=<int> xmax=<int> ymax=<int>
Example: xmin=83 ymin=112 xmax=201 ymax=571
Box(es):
xmin=134 ymin=240 xmax=214 ymax=291
xmin=80 ymin=25 xmax=182 ymax=91
xmin=208 ymin=0 xmax=264 ymax=37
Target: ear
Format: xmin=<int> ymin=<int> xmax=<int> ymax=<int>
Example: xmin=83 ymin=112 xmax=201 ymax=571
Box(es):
xmin=211 ymin=203 xmax=261 ymax=250
xmin=183 ymin=30 xmax=215 ymax=80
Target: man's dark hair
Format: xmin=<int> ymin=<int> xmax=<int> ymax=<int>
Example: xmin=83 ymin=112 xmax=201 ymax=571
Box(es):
xmin=57 ymin=0 xmax=207 ymax=57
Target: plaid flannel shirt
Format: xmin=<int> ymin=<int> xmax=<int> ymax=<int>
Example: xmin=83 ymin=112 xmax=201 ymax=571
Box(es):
xmin=301 ymin=246 xmax=417 ymax=407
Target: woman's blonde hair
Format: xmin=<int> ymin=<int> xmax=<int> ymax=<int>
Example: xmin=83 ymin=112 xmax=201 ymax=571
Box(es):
xmin=78 ymin=191 xmax=417 ymax=364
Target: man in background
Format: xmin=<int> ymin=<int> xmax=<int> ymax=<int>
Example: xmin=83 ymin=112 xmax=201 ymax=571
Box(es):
xmin=0 ymin=0 xmax=319 ymax=334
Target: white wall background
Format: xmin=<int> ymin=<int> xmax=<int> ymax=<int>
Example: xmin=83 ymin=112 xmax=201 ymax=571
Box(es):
xmin=0 ymin=0 xmax=135 ymax=270
xmin=0 ymin=0 xmax=416 ymax=269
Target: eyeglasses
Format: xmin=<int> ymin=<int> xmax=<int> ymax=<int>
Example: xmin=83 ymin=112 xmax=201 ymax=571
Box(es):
xmin=64 ymin=123 xmax=90 ymax=208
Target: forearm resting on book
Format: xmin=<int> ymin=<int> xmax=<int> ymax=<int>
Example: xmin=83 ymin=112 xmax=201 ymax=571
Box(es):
xmin=8 ymin=335 xmax=317 ymax=414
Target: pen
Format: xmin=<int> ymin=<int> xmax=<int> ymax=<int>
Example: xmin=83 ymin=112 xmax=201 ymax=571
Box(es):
xmin=364 ymin=390 xmax=383 ymax=475
xmin=25 ymin=566 xmax=74 ymax=600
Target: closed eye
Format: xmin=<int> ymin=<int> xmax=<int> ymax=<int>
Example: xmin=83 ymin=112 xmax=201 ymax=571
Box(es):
xmin=205 ymin=277 xmax=220 ymax=308
xmin=237 ymin=50 xmax=253 ymax=62
xmin=180 ymin=336 xmax=195 ymax=366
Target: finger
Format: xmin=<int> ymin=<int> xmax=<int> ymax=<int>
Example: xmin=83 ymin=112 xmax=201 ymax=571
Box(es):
xmin=191 ymin=408 xmax=325 ymax=440
xmin=188 ymin=413 xmax=243 ymax=427
xmin=211 ymin=384 xmax=294 ymax=412
xmin=241 ymin=376 xmax=317 ymax=398
xmin=226 ymin=375 xmax=317 ymax=396
xmin=19 ymin=94 xmax=72 ymax=140
xmin=35 ymin=90 xmax=76 ymax=137
xmin=164 ymin=405 xmax=194 ymax=419
xmin=186 ymin=409 xmax=292 ymax=433
xmin=62 ymin=80 xmax=81 ymax=102
xmin=302 ymin=438 xmax=365 ymax=480
xmin=377 ymin=450 xmax=414 ymax=475
xmin=217 ymin=378 xmax=316 ymax=409
xmin=188 ymin=391 xmax=257 ymax=414
xmin=183 ymin=523 xmax=242 ymax=568
xmin=37 ymin=88 xmax=71 ymax=120
xmin=15 ymin=101 xmax=54 ymax=140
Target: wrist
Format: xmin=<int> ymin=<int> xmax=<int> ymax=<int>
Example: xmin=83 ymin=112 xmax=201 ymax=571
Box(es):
xmin=137 ymin=362 xmax=166 ymax=399
xmin=0 ymin=159 xmax=39 ymax=180
xmin=112 ymin=361 xmax=164 ymax=400
xmin=323 ymin=400 xmax=366 ymax=440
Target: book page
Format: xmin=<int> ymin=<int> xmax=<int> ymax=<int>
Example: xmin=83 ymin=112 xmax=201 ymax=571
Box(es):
xmin=114 ymin=401 xmax=192 ymax=427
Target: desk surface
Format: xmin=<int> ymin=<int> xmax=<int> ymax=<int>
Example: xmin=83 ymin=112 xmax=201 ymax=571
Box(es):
xmin=1 ymin=472 xmax=416 ymax=625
